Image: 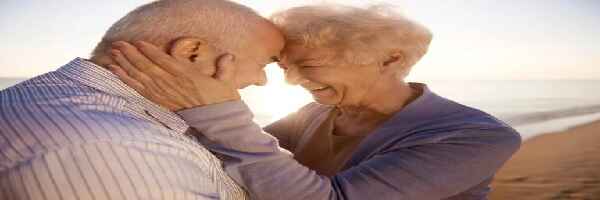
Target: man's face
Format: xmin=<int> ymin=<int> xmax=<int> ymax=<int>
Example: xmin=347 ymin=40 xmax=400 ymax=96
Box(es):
xmin=232 ymin=23 xmax=285 ymax=89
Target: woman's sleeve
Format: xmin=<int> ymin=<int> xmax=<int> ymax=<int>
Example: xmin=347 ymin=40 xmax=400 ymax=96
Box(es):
xmin=262 ymin=104 xmax=310 ymax=152
xmin=263 ymin=102 xmax=323 ymax=152
xmin=179 ymin=100 xmax=521 ymax=200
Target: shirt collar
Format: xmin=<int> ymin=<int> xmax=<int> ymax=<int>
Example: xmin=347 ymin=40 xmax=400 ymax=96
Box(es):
xmin=56 ymin=57 xmax=190 ymax=133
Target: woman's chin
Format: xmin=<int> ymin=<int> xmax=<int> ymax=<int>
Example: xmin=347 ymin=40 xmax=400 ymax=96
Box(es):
xmin=312 ymin=96 xmax=339 ymax=105
xmin=308 ymin=87 xmax=335 ymax=102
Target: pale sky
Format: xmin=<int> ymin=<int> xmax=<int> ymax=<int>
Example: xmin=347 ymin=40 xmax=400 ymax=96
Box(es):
xmin=1 ymin=0 xmax=599 ymax=80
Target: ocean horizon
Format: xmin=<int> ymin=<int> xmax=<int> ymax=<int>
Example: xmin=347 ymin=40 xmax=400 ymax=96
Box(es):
xmin=2 ymin=77 xmax=600 ymax=140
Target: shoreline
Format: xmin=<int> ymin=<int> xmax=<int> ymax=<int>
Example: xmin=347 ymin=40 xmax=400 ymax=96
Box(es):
xmin=512 ymin=111 xmax=600 ymax=140
xmin=490 ymin=119 xmax=600 ymax=199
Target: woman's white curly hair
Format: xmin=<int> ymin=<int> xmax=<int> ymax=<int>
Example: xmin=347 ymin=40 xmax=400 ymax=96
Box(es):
xmin=271 ymin=4 xmax=433 ymax=68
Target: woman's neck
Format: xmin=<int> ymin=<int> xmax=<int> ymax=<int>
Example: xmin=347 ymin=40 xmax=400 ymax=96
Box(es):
xmin=337 ymin=80 xmax=417 ymax=117
xmin=333 ymin=80 xmax=418 ymax=136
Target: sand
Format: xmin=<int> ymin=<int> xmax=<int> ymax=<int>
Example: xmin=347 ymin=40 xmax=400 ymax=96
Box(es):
xmin=490 ymin=120 xmax=600 ymax=200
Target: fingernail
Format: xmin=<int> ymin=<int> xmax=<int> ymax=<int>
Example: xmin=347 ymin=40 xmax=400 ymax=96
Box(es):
xmin=107 ymin=64 xmax=116 ymax=70
xmin=112 ymin=41 xmax=124 ymax=47
xmin=110 ymin=49 xmax=120 ymax=57
xmin=227 ymin=55 xmax=235 ymax=62
xmin=134 ymin=40 xmax=145 ymax=46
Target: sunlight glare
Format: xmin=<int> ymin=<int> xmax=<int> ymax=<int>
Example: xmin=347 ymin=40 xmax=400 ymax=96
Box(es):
xmin=240 ymin=64 xmax=313 ymax=126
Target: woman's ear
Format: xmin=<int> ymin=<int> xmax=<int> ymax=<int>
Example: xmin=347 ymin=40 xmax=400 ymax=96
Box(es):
xmin=169 ymin=37 xmax=219 ymax=64
xmin=380 ymin=51 xmax=406 ymax=75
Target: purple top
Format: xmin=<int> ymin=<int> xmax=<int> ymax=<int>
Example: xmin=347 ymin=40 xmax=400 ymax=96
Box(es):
xmin=179 ymin=84 xmax=521 ymax=200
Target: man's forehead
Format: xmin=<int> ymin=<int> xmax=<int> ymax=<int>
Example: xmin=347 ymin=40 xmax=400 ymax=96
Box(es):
xmin=248 ymin=24 xmax=284 ymax=59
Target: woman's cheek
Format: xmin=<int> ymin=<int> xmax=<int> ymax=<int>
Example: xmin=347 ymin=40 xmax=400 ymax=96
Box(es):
xmin=301 ymin=69 xmax=330 ymax=83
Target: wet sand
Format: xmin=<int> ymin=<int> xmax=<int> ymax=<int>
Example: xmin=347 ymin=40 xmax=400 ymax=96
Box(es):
xmin=490 ymin=120 xmax=600 ymax=200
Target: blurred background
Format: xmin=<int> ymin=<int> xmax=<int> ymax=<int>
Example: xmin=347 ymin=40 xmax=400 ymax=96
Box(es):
xmin=2 ymin=0 xmax=599 ymax=138
xmin=1 ymin=0 xmax=600 ymax=199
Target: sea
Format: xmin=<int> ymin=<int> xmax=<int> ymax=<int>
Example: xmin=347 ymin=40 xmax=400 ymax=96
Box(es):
xmin=2 ymin=78 xmax=599 ymax=140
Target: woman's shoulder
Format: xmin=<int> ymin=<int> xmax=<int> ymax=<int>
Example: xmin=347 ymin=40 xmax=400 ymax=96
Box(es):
xmin=369 ymin=89 xmax=522 ymax=150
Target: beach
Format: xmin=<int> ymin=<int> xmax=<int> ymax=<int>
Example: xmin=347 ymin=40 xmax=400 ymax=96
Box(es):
xmin=490 ymin=120 xmax=600 ymax=200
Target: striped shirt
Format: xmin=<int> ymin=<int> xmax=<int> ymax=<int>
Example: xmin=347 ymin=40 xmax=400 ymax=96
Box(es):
xmin=0 ymin=58 xmax=248 ymax=200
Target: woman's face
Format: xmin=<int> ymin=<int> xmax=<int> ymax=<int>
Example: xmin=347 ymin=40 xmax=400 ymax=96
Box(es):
xmin=279 ymin=44 xmax=381 ymax=106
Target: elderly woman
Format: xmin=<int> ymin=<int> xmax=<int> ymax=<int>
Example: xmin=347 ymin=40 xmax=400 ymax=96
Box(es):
xmin=109 ymin=5 xmax=521 ymax=200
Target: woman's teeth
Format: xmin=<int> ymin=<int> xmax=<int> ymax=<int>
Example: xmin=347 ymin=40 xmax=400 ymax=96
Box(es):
xmin=313 ymin=86 xmax=327 ymax=90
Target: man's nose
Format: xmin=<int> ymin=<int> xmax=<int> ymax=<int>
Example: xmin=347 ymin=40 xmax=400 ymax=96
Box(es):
xmin=284 ymin=66 xmax=307 ymax=85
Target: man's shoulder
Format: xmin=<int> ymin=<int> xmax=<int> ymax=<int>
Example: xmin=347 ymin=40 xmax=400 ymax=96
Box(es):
xmin=0 ymin=72 xmax=162 ymax=157
xmin=1 ymin=71 xmax=100 ymax=104
xmin=0 ymin=94 xmax=152 ymax=141
xmin=0 ymin=96 xmax=177 ymax=169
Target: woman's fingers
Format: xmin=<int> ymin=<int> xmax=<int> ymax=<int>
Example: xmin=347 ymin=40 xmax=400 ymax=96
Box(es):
xmin=133 ymin=41 xmax=186 ymax=76
xmin=109 ymin=64 xmax=180 ymax=110
xmin=107 ymin=64 xmax=146 ymax=93
xmin=112 ymin=41 xmax=168 ymax=76
xmin=215 ymin=54 xmax=237 ymax=82
xmin=110 ymin=50 xmax=152 ymax=83
xmin=107 ymin=41 xmax=241 ymax=109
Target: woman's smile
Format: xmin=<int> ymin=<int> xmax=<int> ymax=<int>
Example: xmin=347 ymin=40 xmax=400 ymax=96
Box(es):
xmin=308 ymin=86 xmax=335 ymax=98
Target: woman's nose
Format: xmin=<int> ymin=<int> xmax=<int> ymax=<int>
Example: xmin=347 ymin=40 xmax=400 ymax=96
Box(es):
xmin=284 ymin=66 xmax=307 ymax=85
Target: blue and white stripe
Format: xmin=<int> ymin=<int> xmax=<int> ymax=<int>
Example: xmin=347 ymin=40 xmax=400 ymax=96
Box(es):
xmin=0 ymin=58 xmax=247 ymax=200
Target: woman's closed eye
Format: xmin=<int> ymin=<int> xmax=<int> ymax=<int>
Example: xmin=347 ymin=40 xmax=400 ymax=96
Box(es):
xmin=299 ymin=60 xmax=328 ymax=69
xmin=301 ymin=65 xmax=321 ymax=69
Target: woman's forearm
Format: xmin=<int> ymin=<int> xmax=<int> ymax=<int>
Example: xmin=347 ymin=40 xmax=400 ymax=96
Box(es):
xmin=178 ymin=101 xmax=336 ymax=200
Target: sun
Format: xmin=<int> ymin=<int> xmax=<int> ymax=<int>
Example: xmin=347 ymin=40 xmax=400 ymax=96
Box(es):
xmin=240 ymin=64 xmax=313 ymax=126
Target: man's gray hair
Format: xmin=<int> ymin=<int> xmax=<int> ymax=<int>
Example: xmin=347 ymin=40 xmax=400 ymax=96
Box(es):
xmin=92 ymin=0 xmax=265 ymax=58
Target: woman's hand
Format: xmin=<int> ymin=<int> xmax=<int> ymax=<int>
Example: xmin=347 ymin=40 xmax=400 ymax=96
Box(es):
xmin=108 ymin=41 xmax=240 ymax=111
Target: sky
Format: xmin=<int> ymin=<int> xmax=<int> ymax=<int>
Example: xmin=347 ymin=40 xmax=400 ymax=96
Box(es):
xmin=0 ymin=0 xmax=599 ymax=81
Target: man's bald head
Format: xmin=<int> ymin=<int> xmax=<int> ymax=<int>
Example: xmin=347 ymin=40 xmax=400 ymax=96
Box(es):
xmin=91 ymin=0 xmax=270 ymax=60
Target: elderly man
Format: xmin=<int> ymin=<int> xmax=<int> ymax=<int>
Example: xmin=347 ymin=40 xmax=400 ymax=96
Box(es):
xmin=0 ymin=0 xmax=283 ymax=199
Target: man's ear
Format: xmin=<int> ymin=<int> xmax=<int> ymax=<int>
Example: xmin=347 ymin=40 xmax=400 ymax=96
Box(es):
xmin=169 ymin=37 xmax=219 ymax=64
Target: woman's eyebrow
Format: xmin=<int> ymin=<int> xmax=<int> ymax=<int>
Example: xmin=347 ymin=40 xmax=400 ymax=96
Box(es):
xmin=296 ymin=58 xmax=324 ymax=65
